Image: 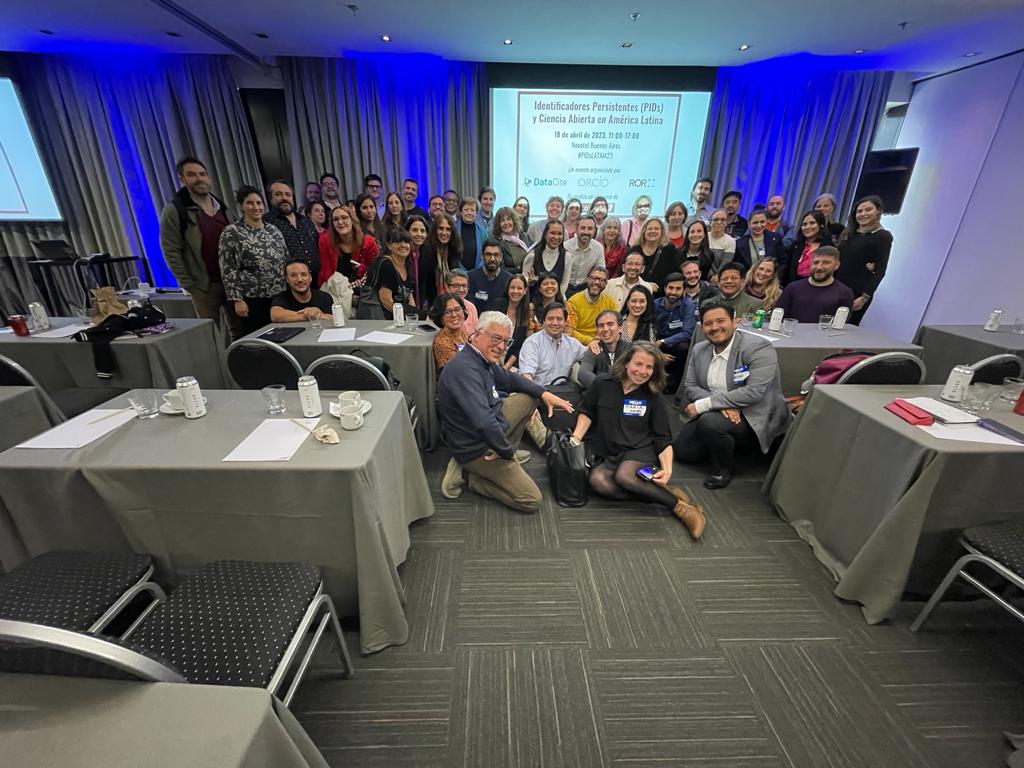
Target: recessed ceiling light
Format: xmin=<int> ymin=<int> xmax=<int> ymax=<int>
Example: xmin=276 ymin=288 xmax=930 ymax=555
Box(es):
xmin=502 ymin=39 xmax=513 ymax=46
xmin=38 ymin=29 xmax=54 ymax=35
xmin=255 ymin=32 xmax=269 ymax=39
xmin=621 ymin=42 xmax=633 ymax=48
xmin=381 ymin=34 xmax=391 ymax=42
xmin=854 ymin=49 xmax=866 ymax=54
xmin=738 ymin=43 xmax=750 ymax=51
xmin=963 ymin=51 xmax=979 ymax=57
xmin=165 ymin=31 xmax=182 ymax=38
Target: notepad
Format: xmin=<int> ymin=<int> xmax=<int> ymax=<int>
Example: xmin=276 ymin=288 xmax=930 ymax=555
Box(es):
xmin=222 ymin=418 xmax=320 ymax=462
xmin=17 ymin=408 xmax=136 ymax=449
xmin=358 ymin=330 xmax=412 ymax=345
xmin=317 ymin=327 xmax=357 ymax=342
xmin=32 ymin=323 xmax=92 ymax=338
xmin=919 ymin=422 xmax=1022 ymax=447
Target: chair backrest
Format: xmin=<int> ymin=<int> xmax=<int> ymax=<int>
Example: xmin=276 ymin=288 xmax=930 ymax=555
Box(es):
xmin=0 ymin=353 xmax=66 ymax=423
xmin=305 ymin=354 xmax=390 ymax=391
xmin=836 ymin=351 xmax=926 ymax=385
xmin=226 ymin=339 xmax=304 ymax=390
xmin=969 ymin=353 xmax=1024 ymax=385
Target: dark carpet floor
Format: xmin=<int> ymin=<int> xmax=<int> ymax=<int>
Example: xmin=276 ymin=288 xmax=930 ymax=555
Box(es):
xmin=293 ymin=449 xmax=1024 ymax=768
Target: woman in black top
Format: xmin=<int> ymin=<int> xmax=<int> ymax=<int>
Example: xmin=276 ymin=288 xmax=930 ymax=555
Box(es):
xmin=494 ymin=273 xmax=537 ymax=369
xmin=628 ymin=217 xmax=678 ymax=295
xmin=836 ymin=195 xmax=893 ymax=323
xmin=375 ymin=228 xmax=418 ymax=321
xmin=680 ymin=219 xmax=714 ymax=279
xmin=812 ymin=193 xmax=846 ymax=240
xmin=620 ymin=284 xmax=657 ymax=343
xmin=356 ymin=193 xmax=385 ymax=250
xmin=570 ymin=342 xmax=705 ymax=536
xmin=531 ymin=272 xmax=565 ymax=325
xmin=419 ymin=213 xmax=463 ymax=308
xmin=785 ymin=211 xmax=832 ymax=285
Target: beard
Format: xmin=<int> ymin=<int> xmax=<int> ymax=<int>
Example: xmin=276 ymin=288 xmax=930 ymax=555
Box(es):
xmin=275 ymin=202 xmax=294 ymax=216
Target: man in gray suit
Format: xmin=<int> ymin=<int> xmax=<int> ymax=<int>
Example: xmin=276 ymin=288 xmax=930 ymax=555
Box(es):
xmin=674 ymin=300 xmax=790 ymax=489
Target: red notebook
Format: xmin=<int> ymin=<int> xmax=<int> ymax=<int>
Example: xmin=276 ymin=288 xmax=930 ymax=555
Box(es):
xmin=884 ymin=399 xmax=934 ymax=426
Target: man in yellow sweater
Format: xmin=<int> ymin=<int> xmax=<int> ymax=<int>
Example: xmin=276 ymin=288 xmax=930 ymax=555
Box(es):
xmin=567 ymin=266 xmax=618 ymax=344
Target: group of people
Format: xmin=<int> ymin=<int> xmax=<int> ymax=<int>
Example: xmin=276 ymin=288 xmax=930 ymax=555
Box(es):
xmin=158 ymin=156 xmax=891 ymax=536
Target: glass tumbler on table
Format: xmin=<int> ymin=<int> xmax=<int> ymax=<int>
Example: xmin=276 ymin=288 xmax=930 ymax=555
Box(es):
xmin=127 ymin=391 xmax=160 ymax=419
xmin=818 ymin=314 xmax=834 ymax=330
xmin=781 ymin=318 xmax=798 ymax=337
xmin=261 ymin=384 xmax=287 ymax=414
xmin=1001 ymin=377 xmax=1024 ymax=403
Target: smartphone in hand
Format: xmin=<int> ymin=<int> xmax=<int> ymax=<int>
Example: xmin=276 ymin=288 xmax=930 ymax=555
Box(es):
xmin=636 ymin=465 xmax=658 ymax=481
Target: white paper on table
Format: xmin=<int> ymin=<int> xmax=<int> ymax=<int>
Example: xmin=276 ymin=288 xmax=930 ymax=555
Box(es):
xmin=357 ymin=330 xmax=412 ymax=345
xmin=17 ymin=408 xmax=136 ymax=449
xmin=317 ymin=327 xmax=357 ymax=342
xmin=222 ymin=418 xmax=320 ymax=462
xmin=903 ymin=396 xmax=977 ymax=424
xmin=738 ymin=328 xmax=779 ymax=343
xmin=32 ymin=323 xmax=92 ymax=339
xmin=919 ymin=422 xmax=1022 ymax=447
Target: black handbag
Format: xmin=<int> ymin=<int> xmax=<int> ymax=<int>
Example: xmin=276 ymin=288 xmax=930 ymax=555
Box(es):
xmin=355 ymin=258 xmax=387 ymax=320
xmin=545 ymin=430 xmax=589 ymax=507
xmin=540 ymin=376 xmax=582 ymax=433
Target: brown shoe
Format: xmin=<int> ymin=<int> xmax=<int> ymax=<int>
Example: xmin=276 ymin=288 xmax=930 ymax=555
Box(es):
xmin=673 ymin=501 xmax=706 ymax=540
xmin=667 ymin=485 xmax=695 ymax=507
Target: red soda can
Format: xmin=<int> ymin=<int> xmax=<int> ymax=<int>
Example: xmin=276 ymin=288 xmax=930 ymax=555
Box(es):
xmin=9 ymin=315 xmax=30 ymax=336
xmin=1014 ymin=388 xmax=1024 ymax=417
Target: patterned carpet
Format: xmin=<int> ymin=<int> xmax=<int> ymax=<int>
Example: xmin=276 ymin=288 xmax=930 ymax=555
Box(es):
xmin=293 ymin=449 xmax=1024 ymax=768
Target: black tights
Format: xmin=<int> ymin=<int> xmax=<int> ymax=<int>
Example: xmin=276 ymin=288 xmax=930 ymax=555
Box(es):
xmin=588 ymin=460 xmax=677 ymax=510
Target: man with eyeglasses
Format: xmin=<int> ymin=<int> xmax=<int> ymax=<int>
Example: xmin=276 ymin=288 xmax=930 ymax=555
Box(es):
xmin=567 ymin=266 xmax=617 ymax=344
xmin=721 ymin=190 xmax=747 ymax=238
xmin=438 ymin=311 xmax=575 ymax=511
xmin=442 ymin=189 xmax=460 ymax=217
xmin=364 ymin=173 xmax=384 ymax=216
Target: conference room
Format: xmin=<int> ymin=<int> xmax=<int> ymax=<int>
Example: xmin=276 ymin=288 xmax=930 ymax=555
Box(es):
xmin=2 ymin=2 xmax=1024 ymax=766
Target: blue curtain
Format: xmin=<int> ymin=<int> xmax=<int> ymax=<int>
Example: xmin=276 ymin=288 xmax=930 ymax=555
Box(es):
xmin=281 ymin=54 xmax=487 ymax=204
xmin=699 ymin=55 xmax=893 ymax=222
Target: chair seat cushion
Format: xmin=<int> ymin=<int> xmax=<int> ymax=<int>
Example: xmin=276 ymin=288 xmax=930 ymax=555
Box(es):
xmin=130 ymin=560 xmax=322 ymax=688
xmin=963 ymin=520 xmax=1024 ymax=575
xmin=50 ymin=387 xmax=128 ymax=419
xmin=0 ymin=551 xmax=152 ymax=630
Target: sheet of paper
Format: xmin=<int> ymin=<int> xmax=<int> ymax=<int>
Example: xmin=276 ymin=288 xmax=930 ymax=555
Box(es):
xmin=738 ymin=328 xmax=779 ymax=343
xmin=32 ymin=323 xmax=92 ymax=339
xmin=357 ymin=330 xmax=412 ymax=345
xmin=222 ymin=418 xmax=320 ymax=462
xmin=904 ymin=396 xmax=977 ymax=424
xmin=17 ymin=408 xmax=136 ymax=449
xmin=316 ymin=327 xmax=357 ymax=343
xmin=919 ymin=422 xmax=1022 ymax=447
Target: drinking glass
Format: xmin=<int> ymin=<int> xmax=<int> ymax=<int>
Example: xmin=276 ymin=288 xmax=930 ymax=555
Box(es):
xmin=781 ymin=318 xmax=798 ymax=337
xmin=818 ymin=314 xmax=834 ymax=330
xmin=742 ymin=312 xmax=755 ymax=325
xmin=309 ymin=314 xmax=323 ymax=332
xmin=1013 ymin=316 xmax=1024 ymax=335
xmin=1001 ymin=377 xmax=1024 ymax=403
xmin=261 ymin=384 xmax=287 ymax=414
xmin=127 ymin=391 xmax=160 ymax=419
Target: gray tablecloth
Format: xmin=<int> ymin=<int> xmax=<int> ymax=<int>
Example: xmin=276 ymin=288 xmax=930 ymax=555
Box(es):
xmin=740 ymin=324 xmax=923 ymax=395
xmin=763 ymin=384 xmax=1024 ymax=623
xmin=0 ymin=317 xmax=226 ymax=391
xmin=147 ymin=290 xmax=199 ymax=318
xmin=244 ymin=320 xmax=438 ymax=448
xmin=0 ymin=389 xmax=434 ymax=652
xmin=0 ymin=385 xmax=57 ymax=452
xmin=0 ymin=673 xmax=328 ymax=768
xmin=914 ymin=324 xmax=1024 ymax=383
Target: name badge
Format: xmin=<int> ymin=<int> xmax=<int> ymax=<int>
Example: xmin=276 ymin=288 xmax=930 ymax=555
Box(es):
xmin=623 ymin=398 xmax=647 ymax=417
xmin=757 ymin=247 xmax=766 ymax=256
xmin=475 ymin=290 xmax=488 ymax=300
xmin=492 ymin=386 xmax=500 ymax=400
xmin=733 ymin=365 xmax=750 ymax=384
xmin=456 ymin=343 xmax=465 ymax=352
xmin=668 ymin=320 xmax=683 ymax=329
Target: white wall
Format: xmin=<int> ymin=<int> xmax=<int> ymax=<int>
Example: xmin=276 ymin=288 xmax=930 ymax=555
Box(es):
xmin=865 ymin=52 xmax=1024 ymax=340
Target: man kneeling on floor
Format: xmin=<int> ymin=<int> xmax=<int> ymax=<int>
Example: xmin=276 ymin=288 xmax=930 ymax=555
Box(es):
xmin=438 ymin=311 xmax=576 ymax=512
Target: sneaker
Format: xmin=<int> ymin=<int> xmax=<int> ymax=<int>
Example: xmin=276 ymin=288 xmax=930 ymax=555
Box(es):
xmin=514 ymin=449 xmax=531 ymax=465
xmin=441 ymin=458 xmax=464 ymax=499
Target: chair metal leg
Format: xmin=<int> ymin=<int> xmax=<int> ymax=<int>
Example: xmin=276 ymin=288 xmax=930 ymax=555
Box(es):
xmin=89 ymin=566 xmax=167 ymax=636
xmin=911 ymin=550 xmax=1024 ymax=631
xmin=910 ymin=554 xmax=976 ymax=632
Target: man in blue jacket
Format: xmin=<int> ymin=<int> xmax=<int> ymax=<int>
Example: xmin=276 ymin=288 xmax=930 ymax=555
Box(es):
xmin=438 ymin=311 xmax=576 ymax=512
xmin=654 ymin=272 xmax=697 ymax=393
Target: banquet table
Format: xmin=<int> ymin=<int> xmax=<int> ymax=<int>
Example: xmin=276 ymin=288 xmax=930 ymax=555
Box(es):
xmin=738 ymin=323 xmax=923 ymax=395
xmin=0 ymin=673 xmax=329 ymax=768
xmin=0 ymin=385 xmax=57 ymax=452
xmin=763 ymin=384 xmax=1024 ymax=623
xmin=914 ymin=323 xmax=1024 ymax=383
xmin=0 ymin=317 xmax=226 ymax=391
xmin=145 ymin=289 xmax=199 ymax=318
xmin=244 ymin=320 xmax=438 ymax=448
xmin=0 ymin=388 xmax=434 ymax=652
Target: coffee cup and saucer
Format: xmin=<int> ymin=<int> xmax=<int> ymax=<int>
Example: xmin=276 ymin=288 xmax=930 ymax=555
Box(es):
xmin=328 ymin=391 xmax=372 ymax=419
xmin=159 ymin=390 xmax=208 ymax=415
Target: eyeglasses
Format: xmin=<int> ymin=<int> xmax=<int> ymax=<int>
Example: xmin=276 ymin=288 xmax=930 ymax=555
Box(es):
xmin=442 ymin=307 xmax=464 ymax=316
xmin=443 ymin=196 xmax=459 ymax=203
xmin=481 ymin=331 xmax=513 ymax=347
xmin=366 ymin=183 xmax=382 ymax=190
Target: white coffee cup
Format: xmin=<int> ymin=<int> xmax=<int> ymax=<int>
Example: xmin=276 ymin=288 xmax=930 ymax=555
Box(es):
xmin=338 ymin=391 xmax=362 ymax=409
xmin=339 ymin=403 xmax=364 ymax=430
xmin=162 ymin=390 xmax=183 ymax=410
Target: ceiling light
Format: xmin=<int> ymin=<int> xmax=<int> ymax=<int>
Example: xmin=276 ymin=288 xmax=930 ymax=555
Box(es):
xmin=621 ymin=42 xmax=633 ymax=48
xmin=381 ymin=34 xmax=391 ymax=42
xmin=503 ymin=39 xmax=512 ymax=46
xmin=854 ymin=49 xmax=866 ymax=54
xmin=255 ymin=32 xmax=269 ymax=39
xmin=963 ymin=51 xmax=979 ymax=57
xmin=738 ymin=43 xmax=750 ymax=51
xmin=39 ymin=29 xmax=54 ymax=35
xmin=165 ymin=31 xmax=182 ymax=38
xmin=630 ymin=12 xmax=640 ymax=21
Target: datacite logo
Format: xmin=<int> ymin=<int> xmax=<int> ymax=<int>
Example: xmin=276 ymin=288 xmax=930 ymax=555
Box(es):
xmin=523 ymin=177 xmax=567 ymax=187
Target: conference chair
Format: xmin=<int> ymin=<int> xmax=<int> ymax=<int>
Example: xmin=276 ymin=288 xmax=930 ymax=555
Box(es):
xmin=969 ymin=353 xmax=1024 ymax=385
xmin=226 ymin=338 xmax=304 ymax=390
xmin=0 ymin=551 xmax=165 ymax=639
xmin=835 ymin=352 xmax=926 ymax=385
xmin=0 ymin=560 xmax=354 ymax=709
xmin=911 ymin=520 xmax=1024 ymax=632
xmin=0 ymin=353 xmax=125 ymax=421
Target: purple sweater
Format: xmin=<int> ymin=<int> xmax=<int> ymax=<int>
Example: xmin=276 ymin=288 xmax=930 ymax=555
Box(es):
xmin=777 ymin=278 xmax=854 ymax=324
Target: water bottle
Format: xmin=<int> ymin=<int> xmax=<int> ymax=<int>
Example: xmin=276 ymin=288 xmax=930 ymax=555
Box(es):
xmin=392 ymin=302 xmax=405 ymax=328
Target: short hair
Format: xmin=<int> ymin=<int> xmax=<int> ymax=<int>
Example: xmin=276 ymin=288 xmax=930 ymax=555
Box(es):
xmin=611 ymin=341 xmax=667 ymax=393
xmin=623 ymin=251 xmax=645 ymax=265
xmin=588 ymin=265 xmax=609 ymax=279
xmin=545 ymin=195 xmax=565 ymax=208
xmin=481 ymin=238 xmax=502 ymax=253
xmin=459 ymin=197 xmax=479 ymax=211
xmin=429 ymin=291 xmax=467 ymax=325
xmin=319 ymin=172 xmax=339 ymax=185
xmin=402 ymin=177 xmax=417 ymax=187
xmin=699 ymin=299 xmax=735 ymax=321
xmin=663 ymin=271 xmax=685 ymax=285
xmin=445 ymin=268 xmax=469 ymax=285
xmin=717 ymin=261 xmax=747 ymax=279
xmin=814 ymin=245 xmax=840 ymax=260
xmin=283 ymin=258 xmax=311 ymax=275
xmin=428 ymin=194 xmax=444 ymax=205
xmin=541 ymin=302 xmax=568 ymax=321
xmin=364 ymin=173 xmax=382 ymax=186
xmin=386 ymin=227 xmax=412 ymax=245
xmin=768 ymin=193 xmax=785 ymax=203
xmin=596 ymin=309 xmax=621 ymax=325
xmin=234 ymin=185 xmax=262 ymax=205
xmin=476 ymin=310 xmax=513 ymax=333
xmin=267 ymin=179 xmax=292 ymax=194
xmin=694 ymin=176 xmax=714 ymax=191
xmin=722 ymin=190 xmax=742 ymax=202
xmin=443 ymin=188 xmax=459 ymax=199
xmin=576 ymin=214 xmax=597 ymax=229
xmin=176 ymin=156 xmax=206 ymax=176
xmin=478 ymin=185 xmax=496 ymax=198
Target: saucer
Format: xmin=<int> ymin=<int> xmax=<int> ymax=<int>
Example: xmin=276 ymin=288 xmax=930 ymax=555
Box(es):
xmin=159 ymin=403 xmax=185 ymax=415
xmin=329 ymin=400 xmax=372 ymax=418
